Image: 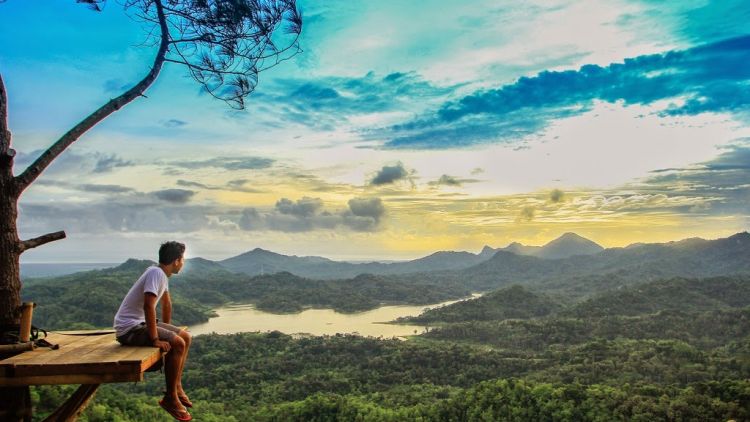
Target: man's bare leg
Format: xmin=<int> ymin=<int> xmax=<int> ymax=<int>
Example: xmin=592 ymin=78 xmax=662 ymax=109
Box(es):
xmin=176 ymin=330 xmax=191 ymax=401
xmin=164 ymin=335 xmax=187 ymax=411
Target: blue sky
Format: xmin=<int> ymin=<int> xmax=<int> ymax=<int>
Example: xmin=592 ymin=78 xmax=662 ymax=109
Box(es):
xmin=2 ymin=0 xmax=749 ymax=262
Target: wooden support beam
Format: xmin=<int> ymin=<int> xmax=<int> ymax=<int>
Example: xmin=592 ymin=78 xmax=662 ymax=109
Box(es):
xmin=0 ymin=386 xmax=31 ymax=421
xmin=42 ymin=384 xmax=100 ymax=422
xmin=19 ymin=302 xmax=34 ymax=342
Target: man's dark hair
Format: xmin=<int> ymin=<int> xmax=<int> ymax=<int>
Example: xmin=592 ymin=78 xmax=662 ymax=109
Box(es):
xmin=159 ymin=241 xmax=185 ymax=265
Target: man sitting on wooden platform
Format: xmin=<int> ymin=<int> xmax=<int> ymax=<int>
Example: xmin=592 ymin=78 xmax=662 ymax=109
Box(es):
xmin=114 ymin=241 xmax=193 ymax=421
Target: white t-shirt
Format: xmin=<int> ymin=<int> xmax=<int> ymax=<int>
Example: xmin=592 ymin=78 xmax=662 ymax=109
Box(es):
xmin=114 ymin=266 xmax=169 ymax=337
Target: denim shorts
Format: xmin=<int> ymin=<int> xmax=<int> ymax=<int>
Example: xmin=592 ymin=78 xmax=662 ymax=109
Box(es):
xmin=116 ymin=322 xmax=181 ymax=346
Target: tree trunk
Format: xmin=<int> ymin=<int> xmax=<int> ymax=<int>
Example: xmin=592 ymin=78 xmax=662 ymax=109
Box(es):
xmin=0 ymin=176 xmax=21 ymax=328
xmin=0 ymin=3 xmax=170 ymax=419
xmin=0 ymin=79 xmax=29 ymax=422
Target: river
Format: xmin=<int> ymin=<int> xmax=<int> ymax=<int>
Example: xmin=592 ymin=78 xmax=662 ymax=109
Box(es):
xmin=190 ymin=296 xmax=478 ymax=339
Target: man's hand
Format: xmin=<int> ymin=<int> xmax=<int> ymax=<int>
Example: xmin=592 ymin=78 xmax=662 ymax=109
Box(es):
xmin=154 ymin=339 xmax=171 ymax=353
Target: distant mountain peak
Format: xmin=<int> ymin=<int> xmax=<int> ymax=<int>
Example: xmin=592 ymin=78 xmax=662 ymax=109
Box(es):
xmin=554 ymin=232 xmax=588 ymax=241
xmin=728 ymin=231 xmax=750 ymax=241
xmin=537 ymin=233 xmax=604 ymax=259
xmin=114 ymin=258 xmax=155 ymax=272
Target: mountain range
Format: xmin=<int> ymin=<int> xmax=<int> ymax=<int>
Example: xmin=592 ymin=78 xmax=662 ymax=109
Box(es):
xmin=23 ymin=231 xmax=750 ymax=300
xmin=456 ymin=231 xmax=750 ymax=295
xmin=214 ymin=232 xmax=606 ymax=279
xmin=217 ymin=232 xmax=750 ymax=299
xmin=210 ymin=232 xmax=749 ymax=292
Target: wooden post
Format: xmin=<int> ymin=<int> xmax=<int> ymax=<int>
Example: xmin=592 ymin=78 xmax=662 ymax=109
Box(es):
xmin=0 ymin=386 xmax=31 ymax=421
xmin=0 ymin=342 xmax=33 ymax=354
xmin=19 ymin=302 xmax=33 ymax=342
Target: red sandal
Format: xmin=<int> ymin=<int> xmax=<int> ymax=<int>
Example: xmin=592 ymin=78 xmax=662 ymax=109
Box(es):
xmin=159 ymin=399 xmax=192 ymax=421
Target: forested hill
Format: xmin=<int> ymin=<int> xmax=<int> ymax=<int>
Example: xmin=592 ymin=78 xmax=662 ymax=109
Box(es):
xmin=218 ymin=232 xmax=606 ymax=278
xmin=219 ymin=248 xmax=490 ymax=279
xmin=401 ymin=285 xmax=562 ymax=323
xmin=21 ymin=231 xmax=750 ymax=330
xmin=202 ymin=231 xmax=750 ymax=297
xmin=22 ymin=259 xmax=213 ymax=330
xmin=451 ymin=231 xmax=750 ymax=295
xmin=400 ymin=275 xmax=750 ymax=324
xmin=564 ymin=275 xmax=750 ymax=317
xmin=23 ymin=246 xmax=750 ymax=420
xmin=22 ymin=260 xmax=470 ymax=331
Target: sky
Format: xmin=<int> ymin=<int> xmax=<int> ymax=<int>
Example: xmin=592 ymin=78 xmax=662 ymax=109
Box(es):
xmin=2 ymin=0 xmax=750 ymax=263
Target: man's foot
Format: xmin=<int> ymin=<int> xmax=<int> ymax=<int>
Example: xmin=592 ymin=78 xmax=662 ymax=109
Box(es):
xmin=165 ymin=389 xmax=193 ymax=408
xmin=178 ymin=393 xmax=193 ymax=408
xmin=159 ymin=398 xmax=192 ymax=421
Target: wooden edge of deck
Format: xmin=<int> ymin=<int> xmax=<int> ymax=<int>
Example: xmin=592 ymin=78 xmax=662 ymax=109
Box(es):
xmin=0 ymin=372 xmax=143 ymax=386
xmin=0 ymin=328 xmax=186 ymax=387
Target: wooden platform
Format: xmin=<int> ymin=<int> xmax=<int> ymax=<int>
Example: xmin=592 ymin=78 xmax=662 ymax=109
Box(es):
xmin=0 ymin=331 xmax=162 ymax=386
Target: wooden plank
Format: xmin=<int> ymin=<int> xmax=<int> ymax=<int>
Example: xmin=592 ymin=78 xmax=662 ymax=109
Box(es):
xmin=50 ymin=339 xmax=122 ymax=365
xmin=9 ymin=347 xmax=159 ymax=377
xmin=0 ymin=372 xmax=143 ymax=386
xmin=0 ymin=331 xmax=161 ymax=383
xmin=6 ymin=335 xmax=114 ymax=367
xmin=7 ymin=335 xmax=104 ymax=367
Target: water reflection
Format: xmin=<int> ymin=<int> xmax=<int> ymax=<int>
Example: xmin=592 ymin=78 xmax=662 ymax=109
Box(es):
xmin=190 ymin=296 xmax=476 ymax=339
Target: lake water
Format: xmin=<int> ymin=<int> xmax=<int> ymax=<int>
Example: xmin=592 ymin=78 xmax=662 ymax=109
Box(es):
xmin=190 ymin=296 xmax=477 ymax=339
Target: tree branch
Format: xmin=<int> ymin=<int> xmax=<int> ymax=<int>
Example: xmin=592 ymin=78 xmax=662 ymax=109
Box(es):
xmin=14 ymin=0 xmax=171 ymax=194
xmin=18 ymin=231 xmax=66 ymax=252
xmin=0 ymin=74 xmax=10 ymax=154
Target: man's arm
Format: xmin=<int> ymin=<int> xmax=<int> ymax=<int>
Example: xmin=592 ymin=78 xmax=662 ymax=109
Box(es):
xmin=161 ymin=290 xmax=172 ymax=324
xmin=144 ymin=293 xmax=170 ymax=352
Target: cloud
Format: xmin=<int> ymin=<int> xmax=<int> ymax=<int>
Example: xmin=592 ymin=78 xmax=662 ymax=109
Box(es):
xmin=250 ymin=72 xmax=459 ymax=130
xmin=175 ymin=178 xmax=264 ymax=193
xmin=635 ymin=140 xmax=750 ymax=215
xmin=152 ymin=189 xmax=196 ymax=204
xmin=15 ymin=150 xmax=134 ymax=176
xmin=517 ymin=206 xmax=536 ymax=222
xmin=549 ymin=189 xmax=565 ymax=203
xmin=370 ymin=162 xmax=411 ymax=185
xmin=382 ymin=109 xmax=559 ymax=149
xmin=441 ymin=35 xmax=750 ymax=121
xmin=162 ymin=119 xmax=188 ymax=128
xmin=238 ymin=196 xmax=386 ymax=233
xmin=174 ymin=156 xmax=275 ymax=171
xmin=94 ymin=154 xmax=134 ymax=173
xmin=19 ymin=201 xmax=212 ymax=234
xmin=177 ymin=180 xmax=212 ymax=190
xmin=226 ymin=179 xmax=264 ymax=193
xmin=35 ymin=180 xmax=135 ymax=194
xmin=632 ymin=0 xmax=750 ymax=47
xmin=428 ymin=174 xmax=481 ymax=187
xmin=343 ymin=197 xmax=386 ymax=231
xmin=382 ymin=34 xmax=750 ymax=149
xmin=275 ymin=197 xmax=323 ymax=217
